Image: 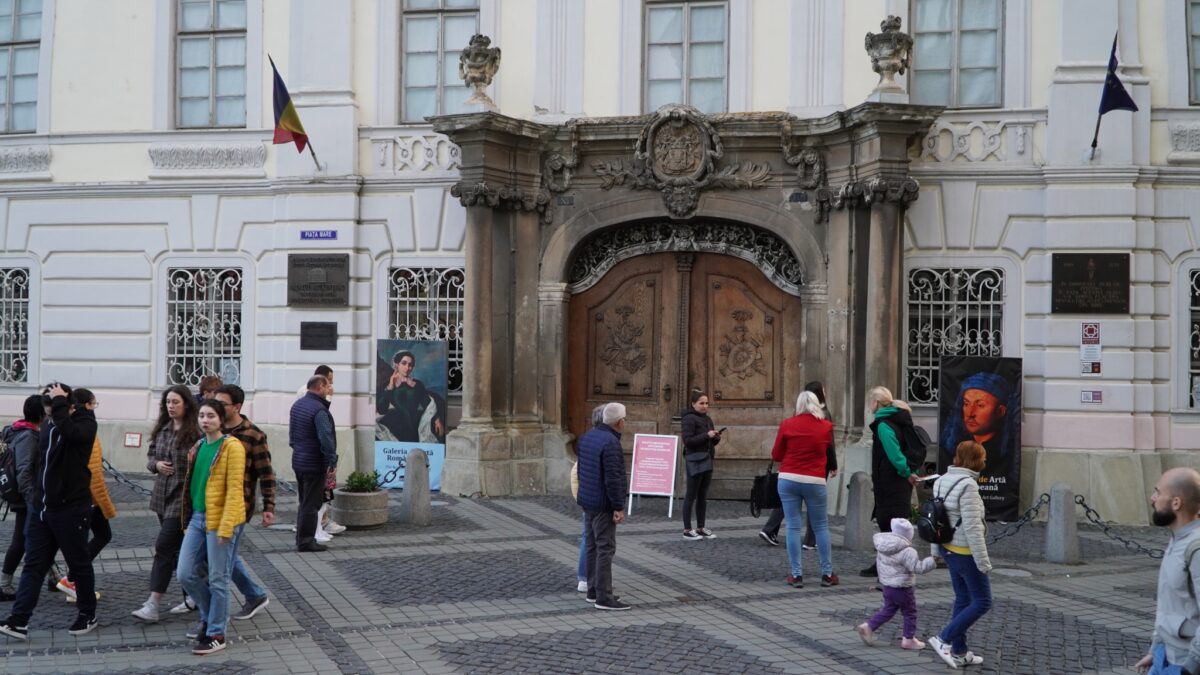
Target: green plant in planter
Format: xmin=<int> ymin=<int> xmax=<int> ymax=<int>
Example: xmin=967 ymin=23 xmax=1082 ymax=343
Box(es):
xmin=344 ymin=471 xmax=380 ymax=493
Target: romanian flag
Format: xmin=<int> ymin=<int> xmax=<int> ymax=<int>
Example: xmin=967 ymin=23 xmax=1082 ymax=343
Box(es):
xmin=269 ymin=56 xmax=308 ymax=153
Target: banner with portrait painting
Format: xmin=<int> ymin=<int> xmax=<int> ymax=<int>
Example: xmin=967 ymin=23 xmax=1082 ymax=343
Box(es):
xmin=374 ymin=339 xmax=448 ymax=491
xmin=937 ymin=356 xmax=1023 ymax=521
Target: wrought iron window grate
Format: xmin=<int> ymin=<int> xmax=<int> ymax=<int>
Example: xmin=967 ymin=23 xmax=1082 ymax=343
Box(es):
xmin=166 ymin=267 xmax=243 ymax=386
xmin=387 ymin=267 xmax=464 ymax=394
xmin=0 ymin=268 xmax=29 ymax=383
xmin=1190 ymin=270 xmax=1200 ymax=407
xmin=905 ymin=267 xmax=1004 ymax=404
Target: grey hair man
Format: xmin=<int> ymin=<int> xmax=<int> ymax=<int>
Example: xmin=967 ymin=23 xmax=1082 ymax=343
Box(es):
xmin=574 ymin=402 xmax=630 ymax=611
xmin=1136 ymin=467 xmax=1200 ymax=675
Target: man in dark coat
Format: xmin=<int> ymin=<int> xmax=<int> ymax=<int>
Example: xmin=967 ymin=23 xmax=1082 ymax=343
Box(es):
xmin=288 ymin=375 xmax=336 ymax=552
xmin=575 ymin=402 xmax=630 ymax=611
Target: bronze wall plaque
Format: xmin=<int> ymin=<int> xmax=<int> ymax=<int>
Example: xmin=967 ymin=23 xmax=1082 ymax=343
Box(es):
xmin=1051 ymin=253 xmax=1129 ymax=314
xmin=287 ymin=253 xmax=350 ymax=307
xmin=300 ymin=322 xmax=338 ymax=351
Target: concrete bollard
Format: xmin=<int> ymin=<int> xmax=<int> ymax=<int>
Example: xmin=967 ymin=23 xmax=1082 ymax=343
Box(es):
xmin=1045 ymin=482 xmax=1080 ymax=564
xmin=842 ymin=472 xmax=875 ymax=551
xmin=399 ymin=449 xmax=432 ymax=526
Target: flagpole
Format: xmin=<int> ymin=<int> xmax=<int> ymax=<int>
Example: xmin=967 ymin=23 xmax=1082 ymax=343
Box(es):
xmin=306 ymin=141 xmax=322 ymax=172
xmin=1089 ymin=114 xmax=1102 ymax=161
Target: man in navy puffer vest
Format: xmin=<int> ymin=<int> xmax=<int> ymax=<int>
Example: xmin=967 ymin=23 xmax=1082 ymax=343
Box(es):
xmin=289 ymin=375 xmax=336 ymax=552
xmin=576 ymin=402 xmax=630 ymax=611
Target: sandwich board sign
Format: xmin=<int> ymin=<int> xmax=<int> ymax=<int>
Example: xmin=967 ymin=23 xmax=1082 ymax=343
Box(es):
xmin=626 ymin=434 xmax=679 ymax=518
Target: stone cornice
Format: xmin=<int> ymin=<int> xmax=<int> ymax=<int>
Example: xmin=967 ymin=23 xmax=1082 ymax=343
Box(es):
xmin=148 ymin=142 xmax=267 ymax=179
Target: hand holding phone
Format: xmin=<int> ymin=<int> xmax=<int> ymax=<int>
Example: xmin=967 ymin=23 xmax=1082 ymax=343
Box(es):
xmin=718 ymin=427 xmax=727 ymax=434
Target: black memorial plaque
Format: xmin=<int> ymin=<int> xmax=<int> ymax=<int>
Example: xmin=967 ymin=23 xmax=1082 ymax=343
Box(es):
xmin=287 ymin=253 xmax=350 ymax=307
xmin=1051 ymin=253 xmax=1130 ymax=314
xmin=300 ymin=322 xmax=338 ymax=351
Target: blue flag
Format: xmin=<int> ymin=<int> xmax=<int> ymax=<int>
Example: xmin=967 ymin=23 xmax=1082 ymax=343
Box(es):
xmin=1099 ymin=33 xmax=1137 ymax=114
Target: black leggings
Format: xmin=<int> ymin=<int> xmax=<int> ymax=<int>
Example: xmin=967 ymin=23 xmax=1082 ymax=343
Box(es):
xmin=2 ymin=507 xmax=26 ymax=576
xmin=683 ymin=471 xmax=713 ymax=530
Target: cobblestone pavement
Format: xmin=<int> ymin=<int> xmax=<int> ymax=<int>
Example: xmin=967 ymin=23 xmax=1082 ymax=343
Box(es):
xmin=0 ymin=476 xmax=1168 ymax=674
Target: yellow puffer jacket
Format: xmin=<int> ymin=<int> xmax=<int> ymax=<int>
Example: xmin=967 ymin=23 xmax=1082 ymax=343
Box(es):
xmin=180 ymin=436 xmax=246 ymax=539
xmin=88 ymin=437 xmax=117 ymax=520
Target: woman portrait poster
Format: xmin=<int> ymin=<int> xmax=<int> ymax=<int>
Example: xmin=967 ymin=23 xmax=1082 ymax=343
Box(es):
xmin=374 ymin=340 xmax=448 ymax=445
xmin=937 ymin=356 xmax=1023 ymax=521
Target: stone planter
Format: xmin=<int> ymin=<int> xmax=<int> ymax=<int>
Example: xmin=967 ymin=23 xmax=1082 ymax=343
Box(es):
xmin=331 ymin=488 xmax=389 ymax=529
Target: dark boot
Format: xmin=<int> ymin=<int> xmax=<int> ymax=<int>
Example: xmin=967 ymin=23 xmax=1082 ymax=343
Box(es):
xmin=859 ymin=563 xmax=878 ymax=578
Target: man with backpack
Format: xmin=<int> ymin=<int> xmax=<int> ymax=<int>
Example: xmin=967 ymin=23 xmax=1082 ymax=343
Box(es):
xmin=0 ymin=395 xmax=47 ymax=600
xmin=1135 ymin=467 xmax=1200 ymax=675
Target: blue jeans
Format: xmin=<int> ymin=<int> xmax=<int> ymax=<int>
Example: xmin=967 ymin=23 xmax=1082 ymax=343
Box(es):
xmin=576 ymin=511 xmax=588 ymax=582
xmin=229 ymin=524 xmax=265 ymax=601
xmin=178 ymin=513 xmax=242 ymax=637
xmin=938 ymin=549 xmax=993 ymax=654
xmin=1149 ymin=643 xmax=1185 ymax=675
xmin=777 ymin=478 xmax=832 ymax=578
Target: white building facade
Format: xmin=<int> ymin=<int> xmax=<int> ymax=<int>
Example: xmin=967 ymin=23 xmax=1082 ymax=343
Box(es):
xmin=0 ymin=0 xmax=1195 ymax=523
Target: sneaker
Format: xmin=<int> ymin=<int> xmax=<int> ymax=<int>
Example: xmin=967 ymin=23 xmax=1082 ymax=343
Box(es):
xmin=169 ymin=596 xmax=197 ymax=614
xmin=0 ymin=586 xmax=15 ymax=601
xmin=233 ymin=596 xmax=269 ymax=621
xmin=67 ymin=613 xmax=97 ymax=636
xmin=682 ymin=530 xmax=703 ymax=541
xmin=56 ymin=577 xmax=76 ymax=600
xmin=0 ymin=619 xmax=28 ymax=640
xmin=576 ymin=580 xmax=588 ymax=592
xmin=186 ymin=621 xmax=206 ymax=640
xmin=325 ymin=521 xmax=347 ymax=535
xmin=859 ymin=564 xmax=878 ymax=578
xmin=193 ymin=634 xmax=227 ymax=655
xmin=65 ymin=591 xmax=100 ymax=604
xmin=131 ymin=602 xmax=160 ymax=623
xmin=594 ymin=598 xmax=631 ymax=611
xmin=585 ymin=593 xmax=619 ymax=604
xmin=801 ymin=544 xmax=816 ymax=550
xmin=697 ymin=528 xmax=716 ymax=539
xmin=821 ymin=574 xmax=839 ymax=587
xmin=928 ymin=636 xmax=959 ymax=669
xmin=758 ymin=531 xmax=780 ymax=546
xmin=315 ymin=530 xmax=333 ymax=543
xmin=953 ymin=651 xmax=984 ymax=666
xmin=901 ymin=637 xmax=926 ymax=651
xmin=298 ymin=543 xmax=328 ymax=552
xmin=786 ymin=575 xmax=803 ymax=588
xmin=856 ymin=622 xmax=876 ymax=646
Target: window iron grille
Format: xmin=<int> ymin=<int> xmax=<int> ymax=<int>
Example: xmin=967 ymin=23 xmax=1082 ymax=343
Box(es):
xmin=905 ymin=266 xmax=1004 ymax=404
xmin=166 ymin=267 xmax=243 ymax=387
xmin=387 ymin=267 xmax=465 ymax=394
xmin=1190 ymin=270 xmax=1200 ymax=407
xmin=0 ymin=268 xmax=29 ymax=383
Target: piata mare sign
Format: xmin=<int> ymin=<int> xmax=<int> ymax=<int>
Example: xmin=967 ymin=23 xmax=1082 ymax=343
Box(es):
xmin=626 ymin=434 xmax=679 ymax=517
xmin=937 ymin=355 xmax=1023 ymax=521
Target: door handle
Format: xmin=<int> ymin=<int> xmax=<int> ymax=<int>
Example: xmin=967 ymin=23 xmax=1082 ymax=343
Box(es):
xmin=663 ymin=383 xmax=672 ymax=402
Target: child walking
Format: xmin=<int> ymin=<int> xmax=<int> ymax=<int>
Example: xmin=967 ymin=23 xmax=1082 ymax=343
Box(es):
xmin=856 ymin=517 xmax=935 ymax=650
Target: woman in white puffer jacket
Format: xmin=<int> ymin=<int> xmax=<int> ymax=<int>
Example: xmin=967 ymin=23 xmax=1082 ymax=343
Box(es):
xmin=929 ymin=440 xmax=993 ymax=669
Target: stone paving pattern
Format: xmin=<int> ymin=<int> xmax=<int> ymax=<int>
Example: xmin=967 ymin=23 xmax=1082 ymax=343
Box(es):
xmin=0 ymin=474 xmax=1171 ymax=673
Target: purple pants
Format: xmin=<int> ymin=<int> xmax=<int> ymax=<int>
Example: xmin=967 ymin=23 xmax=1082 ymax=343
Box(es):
xmin=867 ymin=585 xmax=918 ymax=639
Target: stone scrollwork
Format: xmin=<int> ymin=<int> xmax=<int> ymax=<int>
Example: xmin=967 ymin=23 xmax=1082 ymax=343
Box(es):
xmin=387 ymin=133 xmax=462 ymax=173
xmin=568 ymin=220 xmax=803 ymax=296
xmin=1168 ymin=122 xmax=1200 ymax=165
xmin=918 ymin=119 xmax=1035 ymax=164
xmin=592 ymin=104 xmax=770 ymax=219
xmin=863 ymin=176 xmax=920 ymax=205
xmin=0 ymin=145 xmax=49 ymax=176
xmin=148 ymin=143 xmax=266 ymax=174
xmin=451 ymin=181 xmax=551 ymax=221
xmin=780 ymin=120 xmax=825 ymax=190
xmin=544 ymin=122 xmax=579 ymax=193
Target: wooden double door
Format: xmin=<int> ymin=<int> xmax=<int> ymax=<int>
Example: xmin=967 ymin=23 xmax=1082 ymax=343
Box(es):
xmin=567 ymin=252 xmax=805 ymax=497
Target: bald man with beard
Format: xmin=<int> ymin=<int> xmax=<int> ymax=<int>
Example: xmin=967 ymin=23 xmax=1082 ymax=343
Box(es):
xmin=1136 ymin=467 xmax=1200 ymax=675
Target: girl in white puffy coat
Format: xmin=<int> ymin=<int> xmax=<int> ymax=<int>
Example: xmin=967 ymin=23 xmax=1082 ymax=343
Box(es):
xmin=856 ymin=517 xmax=936 ymax=650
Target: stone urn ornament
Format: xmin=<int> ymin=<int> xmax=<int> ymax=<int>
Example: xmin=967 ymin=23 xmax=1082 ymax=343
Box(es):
xmin=864 ymin=15 xmax=912 ymax=101
xmin=459 ymin=34 xmax=501 ymax=112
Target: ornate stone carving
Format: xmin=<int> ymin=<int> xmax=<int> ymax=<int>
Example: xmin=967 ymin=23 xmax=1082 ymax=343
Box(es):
xmin=718 ymin=309 xmax=767 ymax=381
xmin=568 ymin=221 xmax=803 ymax=296
xmin=591 ymin=104 xmax=770 ymax=219
xmin=381 ymin=133 xmax=461 ymax=173
xmin=1168 ymin=122 xmax=1200 ymax=164
xmin=451 ymin=181 xmax=550 ymax=217
xmin=865 ymin=16 xmax=912 ymax=97
xmin=148 ymin=143 xmax=266 ymax=172
xmin=544 ymin=123 xmax=579 ymax=193
xmin=459 ymin=34 xmax=501 ymax=112
xmin=601 ymin=305 xmax=647 ymax=374
xmin=918 ymin=119 xmax=1036 ymax=163
xmin=0 ymin=145 xmax=49 ymax=174
xmin=863 ymin=176 xmax=920 ymax=205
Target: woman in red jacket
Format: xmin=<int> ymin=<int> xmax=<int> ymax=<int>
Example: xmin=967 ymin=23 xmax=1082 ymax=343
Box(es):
xmin=771 ymin=390 xmax=838 ymax=588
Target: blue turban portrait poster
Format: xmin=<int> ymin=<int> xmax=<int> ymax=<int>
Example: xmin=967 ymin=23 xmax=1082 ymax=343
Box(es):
xmin=937 ymin=356 xmax=1023 ymax=521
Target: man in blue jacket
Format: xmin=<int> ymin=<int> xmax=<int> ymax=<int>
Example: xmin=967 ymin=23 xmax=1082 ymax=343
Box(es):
xmin=575 ymin=402 xmax=630 ymax=611
xmin=289 ymin=375 xmax=336 ymax=552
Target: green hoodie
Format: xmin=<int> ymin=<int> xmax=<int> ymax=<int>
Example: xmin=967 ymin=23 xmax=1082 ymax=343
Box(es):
xmin=874 ymin=406 xmax=911 ymax=478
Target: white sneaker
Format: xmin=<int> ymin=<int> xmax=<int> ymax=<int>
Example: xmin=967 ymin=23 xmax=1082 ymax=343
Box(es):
xmin=928 ymin=636 xmax=959 ymax=669
xmin=953 ymin=651 xmax=984 ymax=666
xmin=576 ymin=580 xmax=588 ymax=592
xmin=325 ymin=521 xmax=346 ymax=535
xmin=168 ymin=596 xmax=196 ymax=614
xmin=315 ymin=530 xmax=333 ymax=543
xmin=131 ymin=602 xmax=160 ymax=623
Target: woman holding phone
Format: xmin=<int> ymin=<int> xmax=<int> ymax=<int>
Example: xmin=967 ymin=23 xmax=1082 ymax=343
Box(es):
xmin=680 ymin=390 xmax=721 ymax=540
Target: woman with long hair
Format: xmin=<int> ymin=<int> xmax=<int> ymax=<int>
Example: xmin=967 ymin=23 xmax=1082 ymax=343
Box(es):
xmin=680 ymin=390 xmax=721 ymax=540
xmin=130 ymin=385 xmax=201 ymax=623
xmin=928 ymin=441 xmax=992 ymax=668
xmin=177 ymin=398 xmax=246 ymax=655
xmin=861 ymin=386 xmax=921 ymax=579
xmin=771 ymin=390 xmax=838 ymax=588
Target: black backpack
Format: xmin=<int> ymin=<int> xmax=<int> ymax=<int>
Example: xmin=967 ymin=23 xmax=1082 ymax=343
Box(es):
xmin=916 ymin=476 xmax=970 ymax=544
xmin=0 ymin=429 xmax=19 ymax=505
xmin=898 ymin=423 xmax=931 ymax=473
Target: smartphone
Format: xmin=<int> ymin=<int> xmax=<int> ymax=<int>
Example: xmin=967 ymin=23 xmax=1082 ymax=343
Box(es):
xmin=717 ymin=427 xmax=727 ymax=433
